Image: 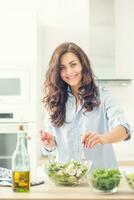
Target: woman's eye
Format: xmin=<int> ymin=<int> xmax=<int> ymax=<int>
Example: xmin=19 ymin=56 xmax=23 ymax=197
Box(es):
xmin=71 ymin=63 xmax=76 ymax=67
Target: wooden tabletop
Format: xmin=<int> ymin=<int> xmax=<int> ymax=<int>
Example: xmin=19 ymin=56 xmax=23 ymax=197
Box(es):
xmin=0 ymin=178 xmax=134 ymax=200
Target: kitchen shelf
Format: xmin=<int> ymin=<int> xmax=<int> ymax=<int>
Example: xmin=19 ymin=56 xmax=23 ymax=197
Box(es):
xmin=96 ymin=79 xmax=132 ymax=86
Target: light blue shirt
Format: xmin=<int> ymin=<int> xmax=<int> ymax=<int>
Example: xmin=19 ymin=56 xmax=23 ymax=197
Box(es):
xmin=43 ymin=87 xmax=132 ymax=170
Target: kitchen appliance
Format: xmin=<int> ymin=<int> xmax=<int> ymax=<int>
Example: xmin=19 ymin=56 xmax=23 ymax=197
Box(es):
xmin=0 ymin=69 xmax=30 ymax=104
xmin=0 ymin=111 xmax=37 ymax=177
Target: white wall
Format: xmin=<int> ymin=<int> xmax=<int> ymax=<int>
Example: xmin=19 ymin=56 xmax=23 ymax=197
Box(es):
xmin=35 ymin=0 xmax=90 ymax=27
xmin=36 ymin=0 xmax=90 ymax=69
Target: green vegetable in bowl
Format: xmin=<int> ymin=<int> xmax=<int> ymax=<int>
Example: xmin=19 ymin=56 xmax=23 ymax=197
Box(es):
xmin=46 ymin=160 xmax=89 ymax=186
xmin=126 ymin=173 xmax=134 ymax=189
xmin=90 ymin=169 xmax=121 ymax=192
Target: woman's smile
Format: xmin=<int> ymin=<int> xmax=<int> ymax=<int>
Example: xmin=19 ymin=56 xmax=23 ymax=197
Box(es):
xmin=66 ymin=73 xmax=78 ymax=80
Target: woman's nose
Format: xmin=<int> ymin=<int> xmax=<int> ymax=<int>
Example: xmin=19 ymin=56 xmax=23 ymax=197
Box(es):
xmin=66 ymin=67 xmax=73 ymax=75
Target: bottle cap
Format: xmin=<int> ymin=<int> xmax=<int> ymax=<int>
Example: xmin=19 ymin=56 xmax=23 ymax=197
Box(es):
xmin=19 ymin=124 xmax=24 ymax=131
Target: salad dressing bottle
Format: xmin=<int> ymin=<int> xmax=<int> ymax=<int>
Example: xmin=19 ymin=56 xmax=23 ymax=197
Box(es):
xmin=12 ymin=124 xmax=30 ymax=192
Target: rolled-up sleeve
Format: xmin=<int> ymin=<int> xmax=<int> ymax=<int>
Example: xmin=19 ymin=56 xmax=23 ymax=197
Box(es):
xmin=104 ymin=90 xmax=133 ymax=139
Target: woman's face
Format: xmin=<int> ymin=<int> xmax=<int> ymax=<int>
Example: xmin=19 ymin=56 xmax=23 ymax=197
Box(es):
xmin=60 ymin=52 xmax=82 ymax=91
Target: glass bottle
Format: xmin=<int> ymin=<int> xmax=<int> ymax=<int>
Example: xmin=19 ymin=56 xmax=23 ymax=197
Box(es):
xmin=12 ymin=124 xmax=30 ymax=192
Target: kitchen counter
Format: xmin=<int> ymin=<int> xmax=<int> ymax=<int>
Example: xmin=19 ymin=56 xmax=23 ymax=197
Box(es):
xmin=0 ymin=178 xmax=134 ymax=200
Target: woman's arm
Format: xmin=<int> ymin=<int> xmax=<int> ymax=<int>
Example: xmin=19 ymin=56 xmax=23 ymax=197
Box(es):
xmin=82 ymin=125 xmax=129 ymax=148
xmin=101 ymin=124 xmax=129 ymax=144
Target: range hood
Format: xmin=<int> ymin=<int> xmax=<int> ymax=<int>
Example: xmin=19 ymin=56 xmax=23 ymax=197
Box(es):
xmin=95 ymin=78 xmax=132 ymax=87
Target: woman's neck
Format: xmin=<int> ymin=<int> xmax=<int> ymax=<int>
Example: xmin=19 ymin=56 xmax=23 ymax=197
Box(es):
xmin=70 ymin=86 xmax=81 ymax=108
xmin=70 ymin=84 xmax=80 ymax=96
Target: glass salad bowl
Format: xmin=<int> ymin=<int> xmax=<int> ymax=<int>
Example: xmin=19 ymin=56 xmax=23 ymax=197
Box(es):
xmin=124 ymin=172 xmax=134 ymax=190
xmin=90 ymin=168 xmax=121 ymax=194
xmin=46 ymin=160 xmax=90 ymax=186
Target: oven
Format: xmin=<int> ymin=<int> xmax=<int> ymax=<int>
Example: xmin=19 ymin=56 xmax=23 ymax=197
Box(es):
xmin=0 ymin=111 xmax=37 ymax=177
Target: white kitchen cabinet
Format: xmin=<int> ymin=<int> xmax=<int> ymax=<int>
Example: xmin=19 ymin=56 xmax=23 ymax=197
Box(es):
xmin=0 ymin=11 xmax=37 ymax=70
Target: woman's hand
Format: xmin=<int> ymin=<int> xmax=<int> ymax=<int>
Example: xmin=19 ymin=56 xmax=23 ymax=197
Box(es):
xmin=81 ymin=132 xmax=106 ymax=148
xmin=82 ymin=125 xmax=129 ymax=148
xmin=40 ymin=130 xmax=56 ymax=149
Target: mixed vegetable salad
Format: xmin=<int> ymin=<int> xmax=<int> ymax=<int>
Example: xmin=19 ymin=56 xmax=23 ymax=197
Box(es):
xmin=47 ymin=160 xmax=89 ymax=186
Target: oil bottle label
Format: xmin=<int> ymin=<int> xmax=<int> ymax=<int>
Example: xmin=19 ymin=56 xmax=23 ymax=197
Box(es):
xmin=12 ymin=171 xmax=30 ymax=192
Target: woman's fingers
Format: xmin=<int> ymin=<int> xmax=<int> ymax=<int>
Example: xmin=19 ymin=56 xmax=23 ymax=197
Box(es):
xmin=40 ymin=140 xmax=48 ymax=146
xmin=39 ymin=130 xmax=52 ymax=146
xmin=40 ymin=131 xmax=50 ymax=140
xmin=82 ymin=132 xmax=95 ymax=145
xmin=81 ymin=132 xmax=91 ymax=143
xmin=82 ymin=132 xmax=102 ymax=148
xmin=87 ymin=137 xmax=101 ymax=148
xmin=39 ymin=130 xmax=56 ymax=149
xmin=85 ymin=134 xmax=98 ymax=147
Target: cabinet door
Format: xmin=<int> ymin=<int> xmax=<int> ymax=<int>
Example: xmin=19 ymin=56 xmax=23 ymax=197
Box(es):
xmin=0 ymin=133 xmax=17 ymax=156
xmin=0 ymin=159 xmax=12 ymax=169
xmin=0 ymin=11 xmax=36 ymax=69
xmin=0 ymin=133 xmax=17 ymax=169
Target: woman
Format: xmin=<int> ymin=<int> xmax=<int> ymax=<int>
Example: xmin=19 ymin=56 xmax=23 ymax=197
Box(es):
xmin=40 ymin=42 xmax=132 ymax=170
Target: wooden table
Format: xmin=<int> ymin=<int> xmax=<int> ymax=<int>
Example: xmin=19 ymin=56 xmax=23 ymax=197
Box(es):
xmin=0 ymin=178 xmax=134 ymax=200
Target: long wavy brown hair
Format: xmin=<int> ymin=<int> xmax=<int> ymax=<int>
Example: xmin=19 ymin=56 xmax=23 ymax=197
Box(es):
xmin=43 ymin=42 xmax=100 ymax=127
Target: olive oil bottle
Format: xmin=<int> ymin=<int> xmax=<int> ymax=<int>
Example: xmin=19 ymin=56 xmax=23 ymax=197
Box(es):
xmin=12 ymin=125 xmax=30 ymax=192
